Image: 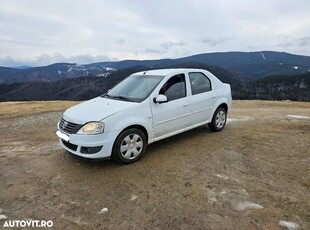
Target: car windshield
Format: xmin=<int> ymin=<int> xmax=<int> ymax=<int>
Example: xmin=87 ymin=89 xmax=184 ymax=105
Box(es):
xmin=102 ymin=74 xmax=165 ymax=102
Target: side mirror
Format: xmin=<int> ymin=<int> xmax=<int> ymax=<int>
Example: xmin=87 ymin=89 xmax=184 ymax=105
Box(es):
xmin=153 ymin=94 xmax=168 ymax=104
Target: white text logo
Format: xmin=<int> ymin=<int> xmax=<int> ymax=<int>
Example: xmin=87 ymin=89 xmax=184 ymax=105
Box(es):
xmin=3 ymin=219 xmax=53 ymax=228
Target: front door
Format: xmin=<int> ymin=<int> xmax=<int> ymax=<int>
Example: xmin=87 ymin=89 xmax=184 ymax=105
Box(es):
xmin=151 ymin=74 xmax=190 ymax=138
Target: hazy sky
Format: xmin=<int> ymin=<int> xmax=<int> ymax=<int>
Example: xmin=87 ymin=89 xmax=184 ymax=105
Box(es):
xmin=0 ymin=0 xmax=309 ymax=67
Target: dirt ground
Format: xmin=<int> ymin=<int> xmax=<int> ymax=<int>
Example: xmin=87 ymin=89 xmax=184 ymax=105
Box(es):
xmin=0 ymin=100 xmax=309 ymax=229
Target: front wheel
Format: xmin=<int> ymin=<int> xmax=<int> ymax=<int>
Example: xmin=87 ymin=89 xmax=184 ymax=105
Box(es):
xmin=208 ymin=107 xmax=227 ymax=132
xmin=112 ymin=128 xmax=147 ymax=164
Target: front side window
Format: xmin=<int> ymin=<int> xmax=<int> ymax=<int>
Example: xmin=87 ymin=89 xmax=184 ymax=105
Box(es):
xmin=159 ymin=74 xmax=186 ymax=101
xmin=189 ymin=72 xmax=211 ymax=95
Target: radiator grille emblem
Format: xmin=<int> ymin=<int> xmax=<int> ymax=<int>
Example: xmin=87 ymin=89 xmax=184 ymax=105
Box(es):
xmin=62 ymin=121 xmax=68 ymax=129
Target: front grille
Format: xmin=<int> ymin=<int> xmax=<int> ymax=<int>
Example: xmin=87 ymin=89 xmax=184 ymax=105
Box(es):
xmin=59 ymin=118 xmax=83 ymax=134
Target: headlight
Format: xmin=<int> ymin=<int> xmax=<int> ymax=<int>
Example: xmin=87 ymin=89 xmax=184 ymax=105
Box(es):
xmin=77 ymin=122 xmax=104 ymax=135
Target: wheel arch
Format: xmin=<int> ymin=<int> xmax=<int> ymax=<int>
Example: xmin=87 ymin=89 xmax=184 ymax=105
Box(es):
xmin=217 ymin=103 xmax=228 ymax=113
xmin=211 ymin=96 xmax=230 ymax=116
xmin=120 ymin=124 xmax=149 ymax=143
xmin=208 ymin=102 xmax=228 ymax=132
xmin=112 ymin=124 xmax=149 ymax=152
xmin=111 ymin=124 xmax=148 ymax=164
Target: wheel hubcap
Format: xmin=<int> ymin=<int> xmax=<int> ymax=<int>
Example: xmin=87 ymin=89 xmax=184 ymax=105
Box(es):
xmin=215 ymin=110 xmax=226 ymax=129
xmin=120 ymin=134 xmax=143 ymax=160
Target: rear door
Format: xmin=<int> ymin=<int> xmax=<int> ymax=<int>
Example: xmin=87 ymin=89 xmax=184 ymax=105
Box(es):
xmin=151 ymin=74 xmax=190 ymax=138
xmin=188 ymin=72 xmax=215 ymax=126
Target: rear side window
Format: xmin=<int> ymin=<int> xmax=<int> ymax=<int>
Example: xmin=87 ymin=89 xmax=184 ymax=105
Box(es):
xmin=159 ymin=74 xmax=186 ymax=101
xmin=189 ymin=72 xmax=211 ymax=95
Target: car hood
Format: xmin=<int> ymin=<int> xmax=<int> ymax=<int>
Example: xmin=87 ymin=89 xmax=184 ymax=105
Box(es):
xmin=62 ymin=97 xmax=135 ymax=124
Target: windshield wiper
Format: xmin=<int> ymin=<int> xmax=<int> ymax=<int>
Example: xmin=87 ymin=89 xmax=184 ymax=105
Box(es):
xmin=104 ymin=94 xmax=134 ymax=102
xmin=111 ymin=95 xmax=133 ymax=101
xmin=102 ymin=93 xmax=111 ymax=98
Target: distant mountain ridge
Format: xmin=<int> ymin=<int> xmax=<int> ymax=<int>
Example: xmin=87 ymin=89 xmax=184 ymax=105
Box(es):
xmin=173 ymin=51 xmax=310 ymax=79
xmin=0 ymin=63 xmax=309 ymax=102
xmin=0 ymin=51 xmax=309 ymax=84
xmin=0 ymin=51 xmax=309 ymax=102
xmin=0 ymin=63 xmax=116 ymax=84
xmin=0 ymin=64 xmax=240 ymax=101
xmin=13 ymin=66 xmax=33 ymax=69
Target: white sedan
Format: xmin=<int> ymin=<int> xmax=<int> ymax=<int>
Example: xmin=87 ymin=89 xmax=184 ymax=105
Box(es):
xmin=56 ymin=68 xmax=232 ymax=164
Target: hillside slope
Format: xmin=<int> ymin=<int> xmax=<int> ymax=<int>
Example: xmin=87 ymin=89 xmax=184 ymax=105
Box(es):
xmin=234 ymin=72 xmax=310 ymax=101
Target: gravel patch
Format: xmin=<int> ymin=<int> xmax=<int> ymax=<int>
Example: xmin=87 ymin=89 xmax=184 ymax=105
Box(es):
xmin=0 ymin=112 xmax=62 ymax=133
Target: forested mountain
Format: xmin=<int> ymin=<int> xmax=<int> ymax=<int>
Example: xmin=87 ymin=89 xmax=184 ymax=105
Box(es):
xmin=0 ymin=51 xmax=309 ymax=101
xmin=1 ymin=51 xmax=309 ymax=84
xmin=0 ymin=63 xmax=309 ymax=102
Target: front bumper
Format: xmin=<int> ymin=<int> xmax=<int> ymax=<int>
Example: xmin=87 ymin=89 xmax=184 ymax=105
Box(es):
xmin=56 ymin=129 xmax=119 ymax=159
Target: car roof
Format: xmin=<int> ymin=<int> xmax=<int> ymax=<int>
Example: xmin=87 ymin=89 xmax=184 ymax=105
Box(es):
xmin=133 ymin=68 xmax=207 ymax=76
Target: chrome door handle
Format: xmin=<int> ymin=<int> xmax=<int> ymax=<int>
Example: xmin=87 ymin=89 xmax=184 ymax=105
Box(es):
xmin=183 ymin=103 xmax=189 ymax=107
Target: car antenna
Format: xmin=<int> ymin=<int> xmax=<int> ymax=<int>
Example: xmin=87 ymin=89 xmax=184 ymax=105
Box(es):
xmin=143 ymin=71 xmax=147 ymax=75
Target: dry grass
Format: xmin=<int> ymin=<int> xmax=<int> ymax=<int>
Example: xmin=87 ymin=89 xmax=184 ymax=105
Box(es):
xmin=232 ymin=100 xmax=310 ymax=108
xmin=1 ymin=100 xmax=309 ymax=117
xmin=0 ymin=101 xmax=80 ymax=119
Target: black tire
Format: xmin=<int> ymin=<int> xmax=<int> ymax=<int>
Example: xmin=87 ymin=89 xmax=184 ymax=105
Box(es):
xmin=208 ymin=107 xmax=227 ymax=132
xmin=112 ymin=128 xmax=147 ymax=164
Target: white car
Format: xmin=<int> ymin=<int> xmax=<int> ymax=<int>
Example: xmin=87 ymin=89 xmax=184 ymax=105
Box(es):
xmin=56 ymin=68 xmax=232 ymax=164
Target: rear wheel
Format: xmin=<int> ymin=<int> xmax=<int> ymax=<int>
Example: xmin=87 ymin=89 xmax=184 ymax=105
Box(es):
xmin=112 ymin=128 xmax=147 ymax=164
xmin=208 ymin=107 xmax=227 ymax=132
